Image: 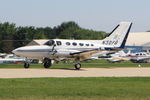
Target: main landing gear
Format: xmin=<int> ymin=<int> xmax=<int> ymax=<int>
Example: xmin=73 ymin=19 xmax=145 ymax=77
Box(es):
xmin=74 ymin=57 xmax=82 ymax=70
xmin=43 ymin=58 xmax=52 ymax=68
xmin=74 ymin=63 xmax=81 ymax=70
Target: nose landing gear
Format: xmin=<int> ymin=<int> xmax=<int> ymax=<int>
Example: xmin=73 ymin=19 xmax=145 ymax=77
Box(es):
xmin=24 ymin=62 xmax=30 ymax=68
xmin=24 ymin=58 xmax=31 ymax=68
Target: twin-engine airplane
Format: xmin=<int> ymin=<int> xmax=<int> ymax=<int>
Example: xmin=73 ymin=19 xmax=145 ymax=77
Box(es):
xmin=12 ymin=22 xmax=132 ymax=69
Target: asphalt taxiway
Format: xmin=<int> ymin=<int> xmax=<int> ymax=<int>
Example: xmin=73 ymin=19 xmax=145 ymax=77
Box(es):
xmin=0 ymin=68 xmax=150 ymax=78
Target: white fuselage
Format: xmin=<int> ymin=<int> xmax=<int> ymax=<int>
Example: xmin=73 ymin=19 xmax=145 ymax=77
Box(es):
xmin=12 ymin=39 xmax=112 ymax=60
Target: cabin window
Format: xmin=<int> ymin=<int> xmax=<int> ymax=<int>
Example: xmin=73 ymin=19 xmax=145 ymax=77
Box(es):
xmin=79 ymin=43 xmax=84 ymax=46
xmin=86 ymin=44 xmax=89 ymax=46
xmin=56 ymin=41 xmax=62 ymax=46
xmin=91 ymin=44 xmax=94 ymax=46
xmin=72 ymin=42 xmax=77 ymax=46
xmin=66 ymin=42 xmax=70 ymax=46
xmin=44 ymin=40 xmax=55 ymax=46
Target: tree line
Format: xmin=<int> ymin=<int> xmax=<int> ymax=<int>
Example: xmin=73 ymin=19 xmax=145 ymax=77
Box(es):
xmin=0 ymin=21 xmax=106 ymax=53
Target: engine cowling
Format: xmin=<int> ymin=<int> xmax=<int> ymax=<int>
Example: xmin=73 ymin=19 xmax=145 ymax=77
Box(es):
xmin=55 ymin=49 xmax=79 ymax=57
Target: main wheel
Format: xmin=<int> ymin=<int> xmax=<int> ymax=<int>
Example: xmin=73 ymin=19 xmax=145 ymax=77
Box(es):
xmin=44 ymin=59 xmax=52 ymax=68
xmin=24 ymin=62 xmax=30 ymax=68
xmin=75 ymin=63 xmax=81 ymax=70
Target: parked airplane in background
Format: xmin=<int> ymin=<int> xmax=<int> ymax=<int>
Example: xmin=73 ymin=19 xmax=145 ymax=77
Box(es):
xmin=0 ymin=53 xmax=7 ymax=58
xmin=107 ymin=50 xmax=130 ymax=62
xmin=12 ymin=22 xmax=132 ymax=69
xmin=107 ymin=50 xmax=150 ymax=63
xmin=0 ymin=54 xmax=25 ymax=64
xmin=130 ymin=52 xmax=150 ymax=63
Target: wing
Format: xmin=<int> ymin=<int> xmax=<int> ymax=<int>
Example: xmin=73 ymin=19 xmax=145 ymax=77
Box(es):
xmin=70 ymin=49 xmax=101 ymax=61
xmin=70 ymin=48 xmax=122 ymax=61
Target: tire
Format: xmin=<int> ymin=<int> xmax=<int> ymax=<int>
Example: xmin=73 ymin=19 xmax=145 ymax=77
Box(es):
xmin=24 ymin=62 xmax=30 ymax=68
xmin=44 ymin=59 xmax=52 ymax=68
xmin=75 ymin=63 xmax=81 ymax=70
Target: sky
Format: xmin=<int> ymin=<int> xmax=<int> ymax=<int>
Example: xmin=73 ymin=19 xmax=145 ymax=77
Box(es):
xmin=0 ymin=0 xmax=150 ymax=32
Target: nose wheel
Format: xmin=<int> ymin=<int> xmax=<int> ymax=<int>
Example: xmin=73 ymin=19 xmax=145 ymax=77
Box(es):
xmin=74 ymin=63 xmax=81 ymax=70
xmin=24 ymin=62 xmax=30 ymax=68
xmin=24 ymin=58 xmax=31 ymax=68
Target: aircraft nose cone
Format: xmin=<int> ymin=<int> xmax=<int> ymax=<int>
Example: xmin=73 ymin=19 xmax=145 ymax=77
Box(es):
xmin=12 ymin=47 xmax=28 ymax=56
xmin=12 ymin=48 xmax=19 ymax=55
xmin=12 ymin=49 xmax=16 ymax=54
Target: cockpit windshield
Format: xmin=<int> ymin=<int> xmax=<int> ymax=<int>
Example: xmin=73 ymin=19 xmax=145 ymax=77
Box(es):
xmin=44 ymin=40 xmax=55 ymax=46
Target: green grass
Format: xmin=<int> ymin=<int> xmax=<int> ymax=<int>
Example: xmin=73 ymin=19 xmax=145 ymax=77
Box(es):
xmin=0 ymin=77 xmax=150 ymax=100
xmin=0 ymin=62 xmax=150 ymax=69
xmin=0 ymin=59 xmax=150 ymax=68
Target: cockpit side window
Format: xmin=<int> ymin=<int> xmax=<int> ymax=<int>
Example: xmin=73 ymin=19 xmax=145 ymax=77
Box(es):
xmin=56 ymin=41 xmax=62 ymax=46
xmin=44 ymin=40 xmax=55 ymax=46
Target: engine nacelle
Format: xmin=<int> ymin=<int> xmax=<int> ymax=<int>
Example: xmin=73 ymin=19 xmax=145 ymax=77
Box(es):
xmin=55 ymin=49 xmax=79 ymax=57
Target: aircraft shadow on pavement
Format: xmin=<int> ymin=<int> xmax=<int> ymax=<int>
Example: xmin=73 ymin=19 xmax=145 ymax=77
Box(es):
xmin=51 ymin=68 xmax=86 ymax=71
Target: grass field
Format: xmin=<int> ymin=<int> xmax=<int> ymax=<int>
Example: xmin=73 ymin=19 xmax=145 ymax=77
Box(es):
xmin=1 ymin=59 xmax=150 ymax=69
xmin=0 ymin=60 xmax=150 ymax=100
xmin=0 ymin=61 xmax=150 ymax=69
xmin=0 ymin=77 xmax=150 ymax=100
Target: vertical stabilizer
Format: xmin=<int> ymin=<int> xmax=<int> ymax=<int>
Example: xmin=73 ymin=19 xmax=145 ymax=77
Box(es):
xmin=102 ymin=22 xmax=132 ymax=48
